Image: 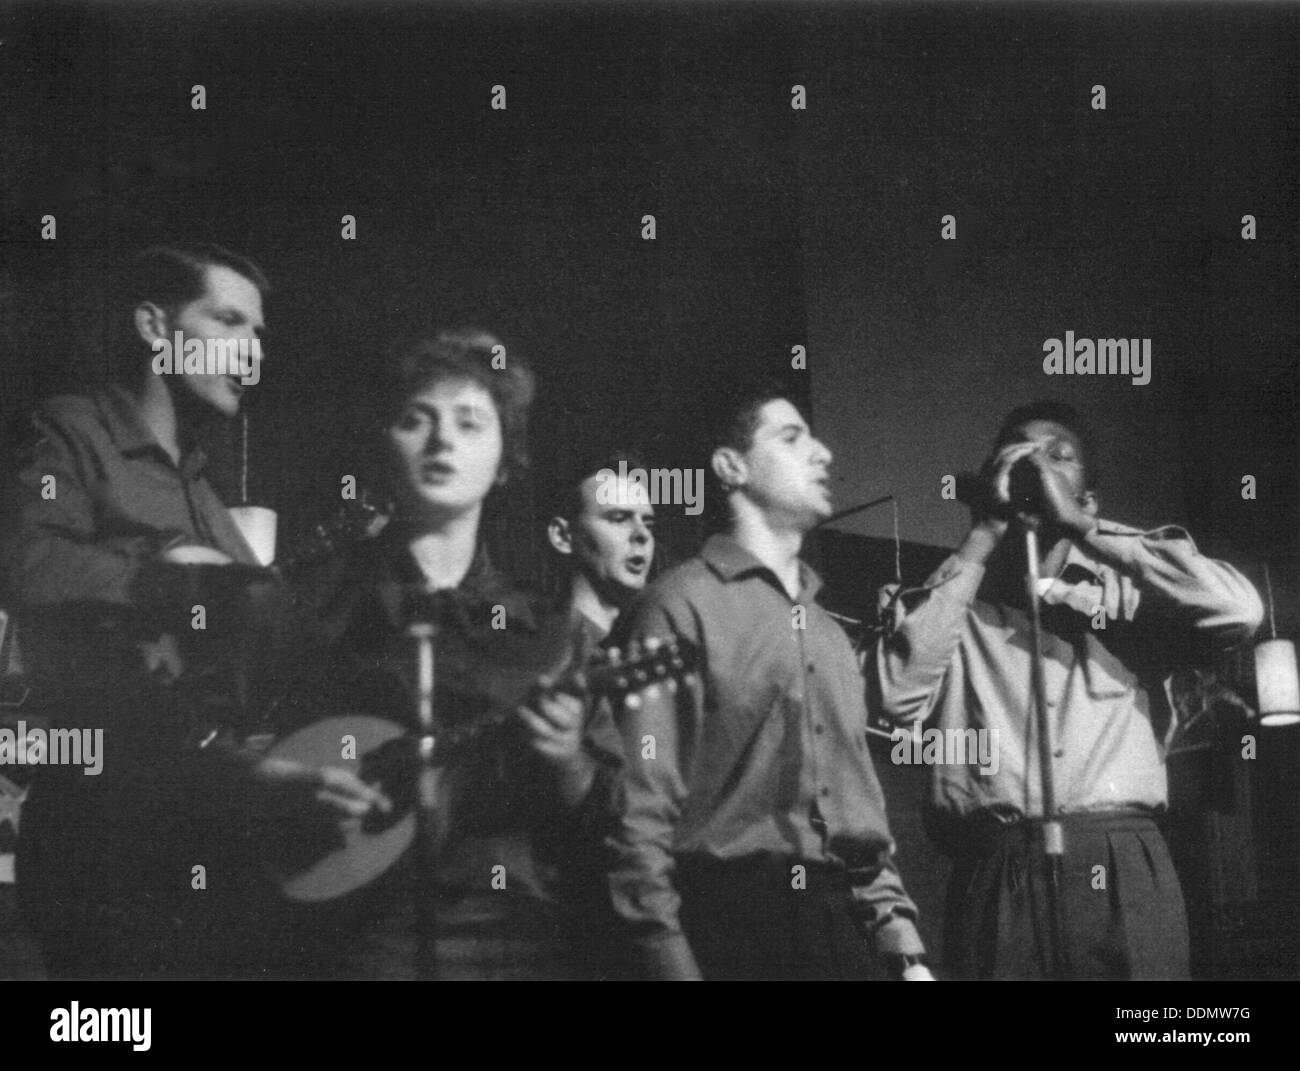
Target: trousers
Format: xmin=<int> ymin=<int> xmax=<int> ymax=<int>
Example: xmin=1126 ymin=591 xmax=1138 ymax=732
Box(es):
xmin=675 ymin=853 xmax=884 ymax=981
xmin=941 ymin=809 xmax=1190 ymax=980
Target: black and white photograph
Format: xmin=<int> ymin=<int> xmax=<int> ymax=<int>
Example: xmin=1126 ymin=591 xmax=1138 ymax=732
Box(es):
xmin=0 ymin=0 xmax=1296 ymax=1038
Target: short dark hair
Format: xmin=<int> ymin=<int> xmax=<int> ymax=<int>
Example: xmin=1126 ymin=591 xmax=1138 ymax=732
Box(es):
xmin=115 ymin=244 xmax=269 ymax=369
xmin=993 ymin=399 xmax=1097 ymax=487
xmin=704 ymin=380 xmax=808 ymax=530
xmin=121 ymin=244 xmax=268 ymax=321
xmin=379 ymin=328 xmax=535 ymax=484
xmin=547 ymin=447 xmax=648 ymax=523
xmin=708 ymin=380 xmax=802 ymax=455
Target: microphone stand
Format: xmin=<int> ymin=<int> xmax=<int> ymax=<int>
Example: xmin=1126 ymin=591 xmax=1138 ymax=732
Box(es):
xmin=408 ymin=622 xmax=439 ymax=981
xmin=1019 ymin=516 xmax=1071 ymax=979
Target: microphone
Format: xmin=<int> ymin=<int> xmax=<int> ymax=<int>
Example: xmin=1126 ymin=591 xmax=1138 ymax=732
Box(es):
xmin=1006 ymin=456 xmax=1045 ymax=514
xmin=955 ymin=459 xmax=1045 ymax=521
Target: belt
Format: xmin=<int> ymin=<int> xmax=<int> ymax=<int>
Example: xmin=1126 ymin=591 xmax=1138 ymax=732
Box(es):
xmin=955 ymin=806 xmax=1160 ymax=851
xmin=675 ymin=853 xmax=845 ymax=882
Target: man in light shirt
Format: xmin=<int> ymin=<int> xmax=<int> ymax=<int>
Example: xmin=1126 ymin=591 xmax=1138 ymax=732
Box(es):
xmin=873 ymin=400 xmax=1263 ymax=980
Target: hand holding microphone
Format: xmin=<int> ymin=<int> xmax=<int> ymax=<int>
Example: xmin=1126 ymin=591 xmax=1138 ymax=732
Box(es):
xmin=957 ymin=442 xmax=1096 ymax=538
xmin=955 ymin=440 xmax=1039 ymax=536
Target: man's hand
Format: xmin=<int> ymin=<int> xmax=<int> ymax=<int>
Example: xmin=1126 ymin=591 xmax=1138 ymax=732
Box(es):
xmin=954 ymin=441 xmax=1034 ymax=564
xmin=160 ymin=543 xmax=236 ymax=566
xmin=517 ymin=675 xmax=595 ymax=807
xmin=253 ymin=756 xmax=392 ymax=819
xmin=138 ymin=632 xmax=185 ymax=685
xmin=888 ymin=953 xmax=937 ymax=980
xmin=975 ymin=440 xmax=1096 ymax=540
xmin=1017 ymin=448 xmax=1097 ymax=538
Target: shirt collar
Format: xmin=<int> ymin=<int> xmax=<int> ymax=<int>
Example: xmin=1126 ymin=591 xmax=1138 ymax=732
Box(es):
xmin=97 ymin=383 xmax=210 ymax=474
xmin=568 ymin=602 xmax=610 ymax=652
xmin=701 ymin=532 xmax=824 ymax=601
xmin=367 ymin=526 xmax=538 ymax=632
xmin=1058 ymin=538 xmax=1106 ymax=584
xmin=1040 ymin=521 xmax=1124 ymax=611
xmin=569 ymin=599 xmax=605 ymax=636
xmin=97 ymin=384 xmax=156 ymax=455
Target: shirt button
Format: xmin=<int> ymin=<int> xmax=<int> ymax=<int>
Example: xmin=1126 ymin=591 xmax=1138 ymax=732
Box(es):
xmin=814 ymin=724 xmax=825 ymax=735
xmin=806 ymin=663 xmax=815 ymax=673
xmin=820 ymin=787 xmax=830 ymax=797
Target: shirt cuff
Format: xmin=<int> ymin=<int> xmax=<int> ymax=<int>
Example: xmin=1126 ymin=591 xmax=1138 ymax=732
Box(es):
xmin=632 ymin=932 xmax=703 ymax=981
xmin=875 ymin=915 xmax=926 ymax=958
xmin=930 ymin=555 xmax=987 ymax=607
xmin=1081 ymin=522 xmax=1193 ymax=568
xmin=1079 ymin=524 xmax=1139 ymax=568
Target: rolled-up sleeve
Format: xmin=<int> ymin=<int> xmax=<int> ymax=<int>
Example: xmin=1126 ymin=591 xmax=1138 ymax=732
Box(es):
xmin=1083 ymin=526 xmax=1263 ymax=647
xmin=872 ymin=556 xmax=985 ymax=726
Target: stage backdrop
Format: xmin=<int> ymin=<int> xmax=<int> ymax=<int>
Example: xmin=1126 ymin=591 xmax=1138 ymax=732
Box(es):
xmin=798 ymin=5 xmax=1296 ymax=579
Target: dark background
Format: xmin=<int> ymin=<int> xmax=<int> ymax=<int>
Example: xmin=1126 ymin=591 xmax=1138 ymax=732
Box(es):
xmin=1 ymin=0 xmax=1297 ymax=979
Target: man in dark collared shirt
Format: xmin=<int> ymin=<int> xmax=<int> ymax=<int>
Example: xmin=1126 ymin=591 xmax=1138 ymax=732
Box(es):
xmin=546 ymin=448 xmax=657 ymax=653
xmin=608 ymin=386 xmax=931 ymax=981
xmin=0 ymin=245 xmax=383 ymax=978
xmin=541 ymin=449 xmax=656 ymax=975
